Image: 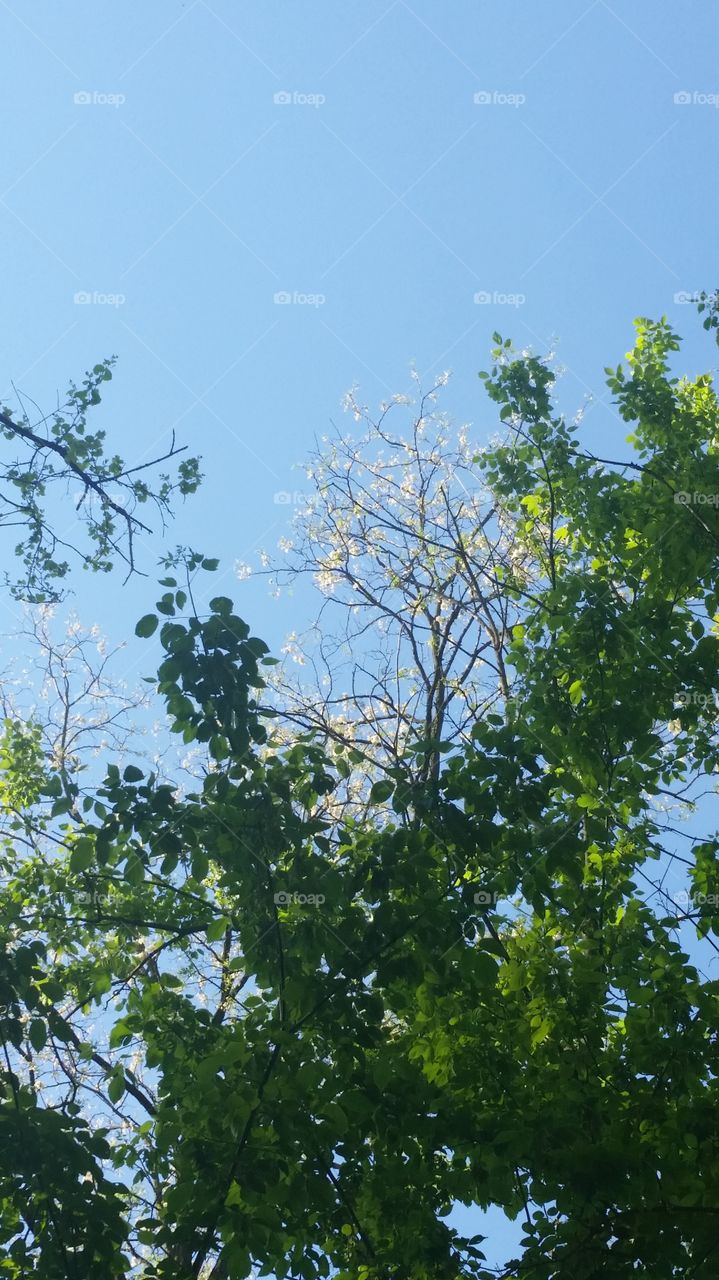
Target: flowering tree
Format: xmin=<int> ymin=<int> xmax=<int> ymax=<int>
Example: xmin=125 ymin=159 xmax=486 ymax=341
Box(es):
xmin=252 ymin=372 xmax=530 ymax=806
xmin=0 ymin=611 xmax=150 ymax=777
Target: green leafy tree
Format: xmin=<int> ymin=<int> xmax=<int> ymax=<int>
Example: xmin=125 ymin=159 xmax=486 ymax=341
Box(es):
xmin=4 ymin=311 xmax=719 ymax=1277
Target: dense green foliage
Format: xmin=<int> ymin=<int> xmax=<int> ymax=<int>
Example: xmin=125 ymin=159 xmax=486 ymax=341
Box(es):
xmin=3 ymin=313 xmax=719 ymax=1277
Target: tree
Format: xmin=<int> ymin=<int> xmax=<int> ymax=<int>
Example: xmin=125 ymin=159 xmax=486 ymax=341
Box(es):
xmin=0 ymin=609 xmax=149 ymax=775
xmin=254 ymin=374 xmax=527 ymax=809
xmin=4 ymin=310 xmax=719 ymax=1277
xmin=0 ymin=358 xmax=201 ymax=601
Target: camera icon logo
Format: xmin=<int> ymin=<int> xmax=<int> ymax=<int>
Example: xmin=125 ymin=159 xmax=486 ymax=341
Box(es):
xmin=673 ymin=90 xmax=692 ymax=105
xmin=474 ymin=889 xmax=497 ymax=906
xmin=74 ymin=90 xmax=92 ymax=105
xmin=274 ymin=90 xmax=292 ymax=105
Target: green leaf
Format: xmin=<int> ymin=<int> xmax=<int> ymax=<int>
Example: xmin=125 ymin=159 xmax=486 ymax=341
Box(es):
xmin=107 ymin=1071 xmax=126 ymax=1104
xmin=568 ymin=678 xmax=583 ymax=705
xmin=206 ymin=917 xmax=230 ymax=943
xmin=28 ymin=1019 xmax=47 ymax=1052
xmin=369 ymin=779 xmax=395 ymax=804
xmin=135 ymin=614 xmax=158 ymax=638
xmin=69 ymin=839 xmax=94 ymax=872
xmin=123 ymin=853 xmax=145 ymax=886
xmin=576 ymin=793 xmax=600 ymax=810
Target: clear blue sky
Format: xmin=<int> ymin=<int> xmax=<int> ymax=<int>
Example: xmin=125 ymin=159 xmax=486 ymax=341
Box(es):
xmin=2 ymin=1 xmax=717 ymax=650
xmin=2 ymin=2 xmax=718 ymax=1270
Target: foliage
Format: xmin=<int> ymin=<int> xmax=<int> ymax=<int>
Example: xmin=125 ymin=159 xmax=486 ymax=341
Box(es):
xmin=3 ymin=312 xmax=719 ymax=1276
xmin=0 ymin=359 xmax=201 ymax=601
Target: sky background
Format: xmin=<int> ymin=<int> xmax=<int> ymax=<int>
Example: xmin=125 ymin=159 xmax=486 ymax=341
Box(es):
xmin=1 ymin=1 xmax=718 ymax=1270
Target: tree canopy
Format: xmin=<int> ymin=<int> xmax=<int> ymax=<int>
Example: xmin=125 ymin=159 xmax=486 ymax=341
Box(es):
xmin=3 ymin=310 xmax=719 ymax=1277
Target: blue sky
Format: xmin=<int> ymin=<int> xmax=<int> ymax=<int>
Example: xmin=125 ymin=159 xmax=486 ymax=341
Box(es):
xmin=2 ymin=1 xmax=718 ymax=1270
xmin=1 ymin=1 xmax=717 ymax=653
